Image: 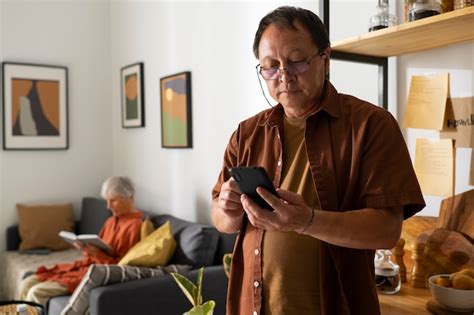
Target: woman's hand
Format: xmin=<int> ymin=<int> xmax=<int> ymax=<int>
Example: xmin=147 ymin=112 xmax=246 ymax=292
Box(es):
xmin=74 ymin=242 xmax=102 ymax=258
xmin=241 ymin=187 xmax=313 ymax=233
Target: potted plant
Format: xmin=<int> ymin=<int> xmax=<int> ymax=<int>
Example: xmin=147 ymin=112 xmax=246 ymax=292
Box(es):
xmin=171 ymin=267 xmax=216 ymax=315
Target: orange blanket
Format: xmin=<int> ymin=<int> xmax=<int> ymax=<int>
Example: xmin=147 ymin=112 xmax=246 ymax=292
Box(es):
xmin=36 ymin=211 xmax=142 ymax=293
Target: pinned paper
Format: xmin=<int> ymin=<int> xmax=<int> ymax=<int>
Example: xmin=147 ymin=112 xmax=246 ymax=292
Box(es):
xmin=470 ymin=149 xmax=474 ymax=186
xmin=403 ymin=73 xmax=449 ymax=130
xmin=415 ymin=138 xmax=454 ymax=197
xmin=440 ymin=97 xmax=474 ymax=148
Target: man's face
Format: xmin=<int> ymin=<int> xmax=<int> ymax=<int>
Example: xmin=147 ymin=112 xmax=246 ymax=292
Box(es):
xmin=258 ymin=22 xmax=329 ymax=117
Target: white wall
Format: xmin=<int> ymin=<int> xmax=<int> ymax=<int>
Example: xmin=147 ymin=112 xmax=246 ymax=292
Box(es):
xmin=0 ymin=0 xmax=113 ymax=251
xmin=1 ymin=0 xmax=471 ymax=253
xmin=109 ymin=1 xmax=319 ymax=223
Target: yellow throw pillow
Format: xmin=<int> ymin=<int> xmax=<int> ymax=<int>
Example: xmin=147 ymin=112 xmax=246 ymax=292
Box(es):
xmin=140 ymin=217 xmax=155 ymax=240
xmin=119 ymin=220 xmax=176 ymax=267
xmin=17 ymin=203 xmax=74 ymax=251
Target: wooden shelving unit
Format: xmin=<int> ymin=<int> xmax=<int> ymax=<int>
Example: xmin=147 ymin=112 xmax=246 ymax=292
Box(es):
xmin=332 ymin=6 xmax=474 ymax=57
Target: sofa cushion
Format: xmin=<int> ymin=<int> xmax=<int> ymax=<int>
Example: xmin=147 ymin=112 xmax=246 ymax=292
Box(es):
xmin=140 ymin=217 xmax=155 ymax=240
xmin=151 ymin=215 xmax=219 ymax=267
xmin=78 ymin=197 xmax=111 ymax=235
xmin=17 ymin=203 xmax=74 ymax=251
xmin=48 ymin=295 xmax=70 ymax=315
xmin=61 ymin=264 xmax=191 ymax=315
xmin=118 ymin=221 xmax=176 ymax=267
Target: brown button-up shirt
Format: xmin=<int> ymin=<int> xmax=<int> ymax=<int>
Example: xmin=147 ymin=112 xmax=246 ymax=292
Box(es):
xmin=212 ymin=82 xmax=425 ymax=315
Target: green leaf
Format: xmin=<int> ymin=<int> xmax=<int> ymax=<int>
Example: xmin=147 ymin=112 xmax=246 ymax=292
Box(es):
xmin=184 ymin=300 xmax=216 ymax=315
xmin=171 ymin=272 xmax=198 ymax=307
xmin=223 ymin=253 xmax=232 ymax=278
xmin=196 ymin=267 xmax=204 ymax=306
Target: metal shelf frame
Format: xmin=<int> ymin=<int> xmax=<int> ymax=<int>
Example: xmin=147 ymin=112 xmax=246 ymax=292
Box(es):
xmin=320 ymin=0 xmax=389 ymax=109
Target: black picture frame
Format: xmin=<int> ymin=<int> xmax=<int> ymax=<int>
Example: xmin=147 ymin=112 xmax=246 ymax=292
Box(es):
xmin=120 ymin=62 xmax=145 ymax=128
xmin=2 ymin=62 xmax=69 ymax=150
xmin=160 ymin=71 xmax=192 ymax=148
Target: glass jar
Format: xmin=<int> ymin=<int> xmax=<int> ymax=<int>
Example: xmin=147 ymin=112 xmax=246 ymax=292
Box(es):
xmin=368 ymin=0 xmax=398 ymax=32
xmin=408 ymin=0 xmax=441 ymax=21
xmin=374 ymin=250 xmax=401 ymax=294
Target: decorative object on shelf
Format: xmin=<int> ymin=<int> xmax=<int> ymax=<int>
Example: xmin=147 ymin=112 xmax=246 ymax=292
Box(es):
xmin=441 ymin=0 xmax=455 ymax=12
xmin=408 ymin=0 xmax=441 ymax=21
xmin=2 ymin=62 xmax=68 ymax=150
xmin=375 ymin=249 xmax=401 ymax=294
xmin=121 ymin=62 xmax=145 ymax=128
xmin=454 ymin=0 xmax=473 ymax=9
xmin=368 ymin=0 xmax=398 ymax=32
xmin=160 ymin=71 xmax=192 ymax=148
xmin=171 ymin=267 xmax=215 ymax=315
xmin=404 ymin=0 xmax=416 ymax=22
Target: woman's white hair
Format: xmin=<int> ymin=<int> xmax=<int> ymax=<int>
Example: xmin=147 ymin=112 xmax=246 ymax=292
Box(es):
xmin=100 ymin=176 xmax=135 ymax=199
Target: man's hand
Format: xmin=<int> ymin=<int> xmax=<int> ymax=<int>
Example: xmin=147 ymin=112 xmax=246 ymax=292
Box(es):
xmin=217 ymin=178 xmax=245 ymax=219
xmin=211 ymin=178 xmax=246 ymax=233
xmin=241 ymin=187 xmax=312 ymax=233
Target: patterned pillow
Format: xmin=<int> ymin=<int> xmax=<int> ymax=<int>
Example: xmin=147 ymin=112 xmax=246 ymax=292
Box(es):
xmin=61 ymin=264 xmax=191 ymax=315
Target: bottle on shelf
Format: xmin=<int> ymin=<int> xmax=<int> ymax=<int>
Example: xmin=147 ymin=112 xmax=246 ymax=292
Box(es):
xmin=408 ymin=0 xmax=441 ymax=21
xmin=374 ymin=249 xmax=401 ymax=294
xmin=368 ymin=0 xmax=398 ymax=32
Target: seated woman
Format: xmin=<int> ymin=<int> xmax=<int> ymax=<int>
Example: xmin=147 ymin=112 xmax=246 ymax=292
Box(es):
xmin=18 ymin=176 xmax=143 ymax=306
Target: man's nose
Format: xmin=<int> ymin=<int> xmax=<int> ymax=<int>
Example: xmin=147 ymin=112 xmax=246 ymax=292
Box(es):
xmin=279 ymin=68 xmax=295 ymax=83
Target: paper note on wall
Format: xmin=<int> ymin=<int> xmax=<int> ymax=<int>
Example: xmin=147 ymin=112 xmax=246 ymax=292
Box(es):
xmin=440 ymin=97 xmax=474 ymax=148
xmin=415 ymin=138 xmax=454 ymax=197
xmin=470 ymin=149 xmax=474 ymax=186
xmin=403 ymin=73 xmax=449 ymax=130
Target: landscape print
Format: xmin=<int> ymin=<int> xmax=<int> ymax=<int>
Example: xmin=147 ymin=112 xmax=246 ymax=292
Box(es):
xmin=125 ymin=73 xmax=138 ymax=120
xmin=160 ymin=71 xmax=192 ymax=148
xmin=121 ymin=62 xmax=144 ymax=128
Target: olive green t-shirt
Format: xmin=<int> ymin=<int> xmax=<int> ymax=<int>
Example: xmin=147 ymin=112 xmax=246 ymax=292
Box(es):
xmin=262 ymin=115 xmax=322 ymax=315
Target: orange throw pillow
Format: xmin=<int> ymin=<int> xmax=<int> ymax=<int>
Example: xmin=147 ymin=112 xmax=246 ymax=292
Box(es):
xmin=17 ymin=203 xmax=75 ymax=251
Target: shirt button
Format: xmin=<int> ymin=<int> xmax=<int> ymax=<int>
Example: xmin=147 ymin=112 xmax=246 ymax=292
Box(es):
xmin=254 ymin=249 xmax=260 ymax=255
xmin=277 ymin=160 xmax=282 ymax=166
xmin=254 ymin=281 xmax=260 ymax=287
xmin=253 ymin=311 xmax=258 ymax=315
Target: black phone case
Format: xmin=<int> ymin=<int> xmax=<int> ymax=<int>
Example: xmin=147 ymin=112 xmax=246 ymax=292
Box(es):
xmin=229 ymin=166 xmax=277 ymax=210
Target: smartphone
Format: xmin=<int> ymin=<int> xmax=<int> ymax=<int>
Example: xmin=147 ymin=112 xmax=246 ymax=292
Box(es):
xmin=229 ymin=166 xmax=278 ymax=210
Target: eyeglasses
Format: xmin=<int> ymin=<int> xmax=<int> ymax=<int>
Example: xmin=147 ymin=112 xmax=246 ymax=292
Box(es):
xmin=256 ymin=52 xmax=325 ymax=80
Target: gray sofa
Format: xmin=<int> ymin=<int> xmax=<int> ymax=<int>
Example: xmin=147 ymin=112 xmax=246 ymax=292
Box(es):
xmin=5 ymin=197 xmax=236 ymax=315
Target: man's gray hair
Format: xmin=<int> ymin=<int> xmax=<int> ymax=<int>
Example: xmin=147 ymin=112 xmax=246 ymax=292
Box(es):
xmin=100 ymin=176 xmax=135 ymax=199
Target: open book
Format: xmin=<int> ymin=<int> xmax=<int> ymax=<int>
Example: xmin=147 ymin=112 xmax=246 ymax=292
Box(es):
xmin=59 ymin=231 xmax=113 ymax=254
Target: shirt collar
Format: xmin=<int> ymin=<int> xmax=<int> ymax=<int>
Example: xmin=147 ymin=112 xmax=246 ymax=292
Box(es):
xmin=257 ymin=81 xmax=341 ymax=127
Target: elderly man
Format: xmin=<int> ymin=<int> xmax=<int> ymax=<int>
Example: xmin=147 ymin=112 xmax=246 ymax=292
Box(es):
xmin=19 ymin=176 xmax=143 ymax=307
xmin=211 ymin=6 xmax=425 ymax=315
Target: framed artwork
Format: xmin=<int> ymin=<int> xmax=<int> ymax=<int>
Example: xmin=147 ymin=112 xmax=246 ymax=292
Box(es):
xmin=121 ymin=62 xmax=145 ymax=128
xmin=160 ymin=71 xmax=192 ymax=148
xmin=2 ymin=62 xmax=68 ymax=150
